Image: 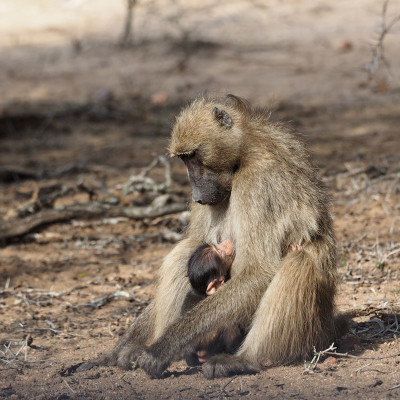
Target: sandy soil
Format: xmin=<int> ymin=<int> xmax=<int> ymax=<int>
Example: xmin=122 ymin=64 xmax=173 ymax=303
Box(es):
xmin=1 ymin=0 xmax=400 ymax=399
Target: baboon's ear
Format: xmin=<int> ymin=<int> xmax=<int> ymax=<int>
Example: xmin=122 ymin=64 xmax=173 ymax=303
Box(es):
xmin=212 ymin=107 xmax=233 ymax=129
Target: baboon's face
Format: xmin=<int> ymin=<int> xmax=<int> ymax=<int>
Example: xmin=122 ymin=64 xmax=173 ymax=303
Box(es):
xmin=170 ymin=100 xmax=244 ymax=206
xmin=179 ymin=151 xmax=231 ymax=205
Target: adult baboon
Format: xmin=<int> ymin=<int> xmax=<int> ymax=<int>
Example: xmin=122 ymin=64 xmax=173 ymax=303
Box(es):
xmin=97 ymin=94 xmax=338 ymax=379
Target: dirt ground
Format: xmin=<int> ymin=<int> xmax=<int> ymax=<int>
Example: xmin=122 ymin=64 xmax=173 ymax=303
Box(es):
xmin=1 ymin=0 xmax=400 ymax=399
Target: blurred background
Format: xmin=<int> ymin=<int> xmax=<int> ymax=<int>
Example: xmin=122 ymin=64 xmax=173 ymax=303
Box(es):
xmin=1 ymin=0 xmax=399 ymax=109
xmin=1 ymin=1 xmax=400 ymax=398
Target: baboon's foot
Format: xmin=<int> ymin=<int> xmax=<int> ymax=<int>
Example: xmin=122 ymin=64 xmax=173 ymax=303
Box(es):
xmin=202 ymin=354 xmax=261 ymax=379
xmin=80 ymin=343 xmax=146 ymax=371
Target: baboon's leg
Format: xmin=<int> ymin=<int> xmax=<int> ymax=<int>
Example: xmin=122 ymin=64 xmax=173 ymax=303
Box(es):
xmin=239 ymin=246 xmax=336 ymax=365
xmin=202 ymin=246 xmax=336 ymax=378
xmin=99 ymin=238 xmax=200 ymax=369
xmin=138 ymin=270 xmax=267 ymax=378
xmin=152 ymin=237 xmax=201 ymax=340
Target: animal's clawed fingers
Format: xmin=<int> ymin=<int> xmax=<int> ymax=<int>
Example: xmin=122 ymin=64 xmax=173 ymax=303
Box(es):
xmin=116 ymin=344 xmax=146 ymax=370
xmin=290 ymin=243 xmax=303 ymax=252
xmin=137 ymin=349 xmax=170 ymax=379
xmin=202 ymin=354 xmax=261 ymax=379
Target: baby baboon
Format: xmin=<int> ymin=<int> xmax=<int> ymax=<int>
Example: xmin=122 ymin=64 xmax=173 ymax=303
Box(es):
xmin=185 ymin=238 xmax=235 ymax=299
xmin=94 ymin=94 xmax=338 ymax=379
xmin=182 ymin=239 xmax=243 ymax=365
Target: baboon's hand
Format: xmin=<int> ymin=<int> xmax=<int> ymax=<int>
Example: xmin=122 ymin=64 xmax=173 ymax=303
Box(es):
xmin=137 ymin=347 xmax=170 ymax=378
xmin=115 ymin=344 xmax=146 ymax=369
xmin=89 ymin=343 xmax=145 ymax=370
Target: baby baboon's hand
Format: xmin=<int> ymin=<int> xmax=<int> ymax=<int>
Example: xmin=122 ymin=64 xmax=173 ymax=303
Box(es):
xmin=290 ymin=243 xmax=303 ymax=252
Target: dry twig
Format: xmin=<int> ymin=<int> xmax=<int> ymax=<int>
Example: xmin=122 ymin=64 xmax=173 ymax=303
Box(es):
xmin=219 ymin=376 xmax=237 ymax=397
xmin=304 ymin=343 xmax=337 ymax=372
xmin=14 ymin=328 xmax=83 ymax=338
xmin=365 ymin=0 xmax=400 ymax=82
xmin=119 ymin=0 xmax=138 ymax=47
xmin=0 ymin=338 xmax=45 ymax=369
xmin=324 ymin=350 xmax=400 ymax=360
xmin=355 ymin=363 xmax=372 ymax=372
xmin=122 ymin=155 xmax=172 ymax=195
xmin=388 ymin=383 xmax=400 ymax=390
xmin=70 ymin=290 xmax=136 ymax=309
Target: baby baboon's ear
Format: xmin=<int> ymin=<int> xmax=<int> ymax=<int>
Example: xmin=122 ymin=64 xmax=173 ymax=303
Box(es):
xmin=212 ymin=107 xmax=233 ymax=129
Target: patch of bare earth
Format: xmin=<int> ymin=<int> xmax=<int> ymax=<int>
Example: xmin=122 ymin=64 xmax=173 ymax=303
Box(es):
xmin=1 ymin=0 xmax=400 ymax=399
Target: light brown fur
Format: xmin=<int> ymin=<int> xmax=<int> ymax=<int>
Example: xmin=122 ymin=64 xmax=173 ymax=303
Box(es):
xmin=93 ymin=94 xmax=338 ymax=378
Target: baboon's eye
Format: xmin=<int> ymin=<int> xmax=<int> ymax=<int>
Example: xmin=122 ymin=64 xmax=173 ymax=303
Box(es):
xmin=179 ymin=151 xmax=196 ymax=162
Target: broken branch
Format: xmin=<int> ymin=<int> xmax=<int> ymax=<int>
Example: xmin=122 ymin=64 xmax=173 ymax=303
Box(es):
xmin=0 ymin=201 xmax=187 ymax=241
